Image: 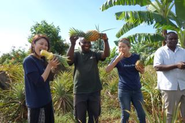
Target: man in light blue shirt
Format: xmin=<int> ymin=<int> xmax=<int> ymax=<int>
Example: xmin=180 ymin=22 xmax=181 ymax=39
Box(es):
xmin=154 ymin=32 xmax=185 ymax=123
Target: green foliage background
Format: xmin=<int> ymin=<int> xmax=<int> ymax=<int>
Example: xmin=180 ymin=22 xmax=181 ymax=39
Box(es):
xmin=28 ymin=20 xmax=69 ymax=55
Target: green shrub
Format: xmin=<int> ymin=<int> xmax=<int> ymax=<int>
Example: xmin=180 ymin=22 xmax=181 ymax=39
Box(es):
xmin=52 ymin=71 xmax=73 ymax=114
xmin=0 ymin=82 xmax=26 ymax=122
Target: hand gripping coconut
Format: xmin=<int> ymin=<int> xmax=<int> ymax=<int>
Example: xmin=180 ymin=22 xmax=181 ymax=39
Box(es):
xmin=40 ymin=50 xmax=70 ymax=68
xmin=135 ymin=56 xmax=145 ymax=69
xmin=135 ymin=60 xmax=144 ymax=68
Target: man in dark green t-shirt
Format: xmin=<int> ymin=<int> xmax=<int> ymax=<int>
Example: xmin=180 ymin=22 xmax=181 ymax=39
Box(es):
xmin=67 ymin=34 xmax=110 ymax=123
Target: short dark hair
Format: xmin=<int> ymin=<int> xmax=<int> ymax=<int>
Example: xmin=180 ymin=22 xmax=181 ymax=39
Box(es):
xmin=30 ymin=34 xmax=50 ymax=53
xmin=165 ymin=32 xmax=177 ymax=40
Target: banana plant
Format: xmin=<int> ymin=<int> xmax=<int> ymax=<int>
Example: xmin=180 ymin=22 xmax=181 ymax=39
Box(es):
xmin=101 ymin=0 xmax=185 ymax=48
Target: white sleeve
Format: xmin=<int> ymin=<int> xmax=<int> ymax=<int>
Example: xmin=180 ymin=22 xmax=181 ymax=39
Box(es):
xmin=153 ymin=48 xmax=163 ymax=67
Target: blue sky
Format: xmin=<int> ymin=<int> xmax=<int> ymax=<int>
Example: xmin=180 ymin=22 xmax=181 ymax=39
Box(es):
xmin=0 ymin=0 xmax=155 ymax=56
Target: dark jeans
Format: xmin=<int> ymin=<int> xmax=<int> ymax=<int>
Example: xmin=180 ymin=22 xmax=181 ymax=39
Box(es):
xmin=118 ymin=89 xmax=146 ymax=123
xmin=28 ymin=101 xmax=54 ymax=123
xmin=74 ymin=91 xmax=101 ymax=123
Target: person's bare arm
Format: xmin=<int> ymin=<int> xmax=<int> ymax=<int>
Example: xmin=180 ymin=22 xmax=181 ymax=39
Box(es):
xmin=154 ymin=62 xmax=185 ymax=71
xmin=106 ymin=52 xmax=124 ymax=73
xmin=101 ymin=33 xmax=110 ymax=59
xmin=42 ymin=57 xmax=59 ymax=82
xmin=135 ymin=65 xmax=145 ymax=74
xmin=67 ymin=36 xmax=78 ymax=64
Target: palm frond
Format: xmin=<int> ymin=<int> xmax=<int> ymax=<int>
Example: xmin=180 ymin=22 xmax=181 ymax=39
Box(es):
xmin=155 ymin=24 xmax=179 ymax=32
xmin=175 ymin=0 xmax=185 ymax=22
xmin=127 ymin=33 xmax=164 ymax=43
xmin=101 ymin=0 xmax=151 ymax=11
xmin=116 ymin=11 xmax=176 ymax=26
xmin=116 ymin=21 xmax=141 ymax=38
xmin=115 ymin=11 xmax=178 ymax=38
xmin=115 ymin=33 xmax=164 ymax=45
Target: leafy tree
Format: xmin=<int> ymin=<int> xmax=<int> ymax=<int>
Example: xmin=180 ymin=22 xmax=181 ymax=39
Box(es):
xmin=0 ymin=47 xmax=28 ymax=65
xmin=28 ymin=20 xmax=69 ymax=55
xmin=0 ymin=53 xmax=12 ymax=64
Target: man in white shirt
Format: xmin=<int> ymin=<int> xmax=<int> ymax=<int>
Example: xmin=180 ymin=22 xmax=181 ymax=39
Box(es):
xmin=154 ymin=32 xmax=185 ymax=123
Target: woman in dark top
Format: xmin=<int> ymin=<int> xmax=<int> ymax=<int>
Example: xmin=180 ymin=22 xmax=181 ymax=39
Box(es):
xmin=106 ymin=38 xmax=146 ymax=123
xmin=23 ymin=34 xmax=59 ymax=123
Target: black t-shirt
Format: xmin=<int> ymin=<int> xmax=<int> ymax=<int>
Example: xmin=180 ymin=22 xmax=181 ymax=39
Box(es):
xmin=72 ymin=50 xmax=103 ymax=94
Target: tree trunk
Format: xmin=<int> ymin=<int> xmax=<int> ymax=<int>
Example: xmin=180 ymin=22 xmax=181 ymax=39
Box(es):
xmin=162 ymin=30 xmax=167 ymax=46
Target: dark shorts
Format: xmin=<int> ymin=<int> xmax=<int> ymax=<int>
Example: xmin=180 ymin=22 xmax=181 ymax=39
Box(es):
xmin=28 ymin=101 xmax=54 ymax=123
xmin=74 ymin=91 xmax=101 ymax=123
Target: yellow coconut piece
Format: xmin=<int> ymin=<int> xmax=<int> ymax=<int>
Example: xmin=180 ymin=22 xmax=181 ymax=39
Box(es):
xmin=40 ymin=50 xmax=70 ymax=67
xmin=40 ymin=50 xmax=54 ymax=60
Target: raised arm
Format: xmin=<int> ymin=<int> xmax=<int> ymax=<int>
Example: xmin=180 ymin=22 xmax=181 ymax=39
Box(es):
xmin=105 ymin=52 xmax=124 ymax=73
xmin=67 ymin=36 xmax=78 ymax=64
xmin=101 ymin=33 xmax=110 ymax=59
xmin=42 ymin=57 xmax=59 ymax=82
